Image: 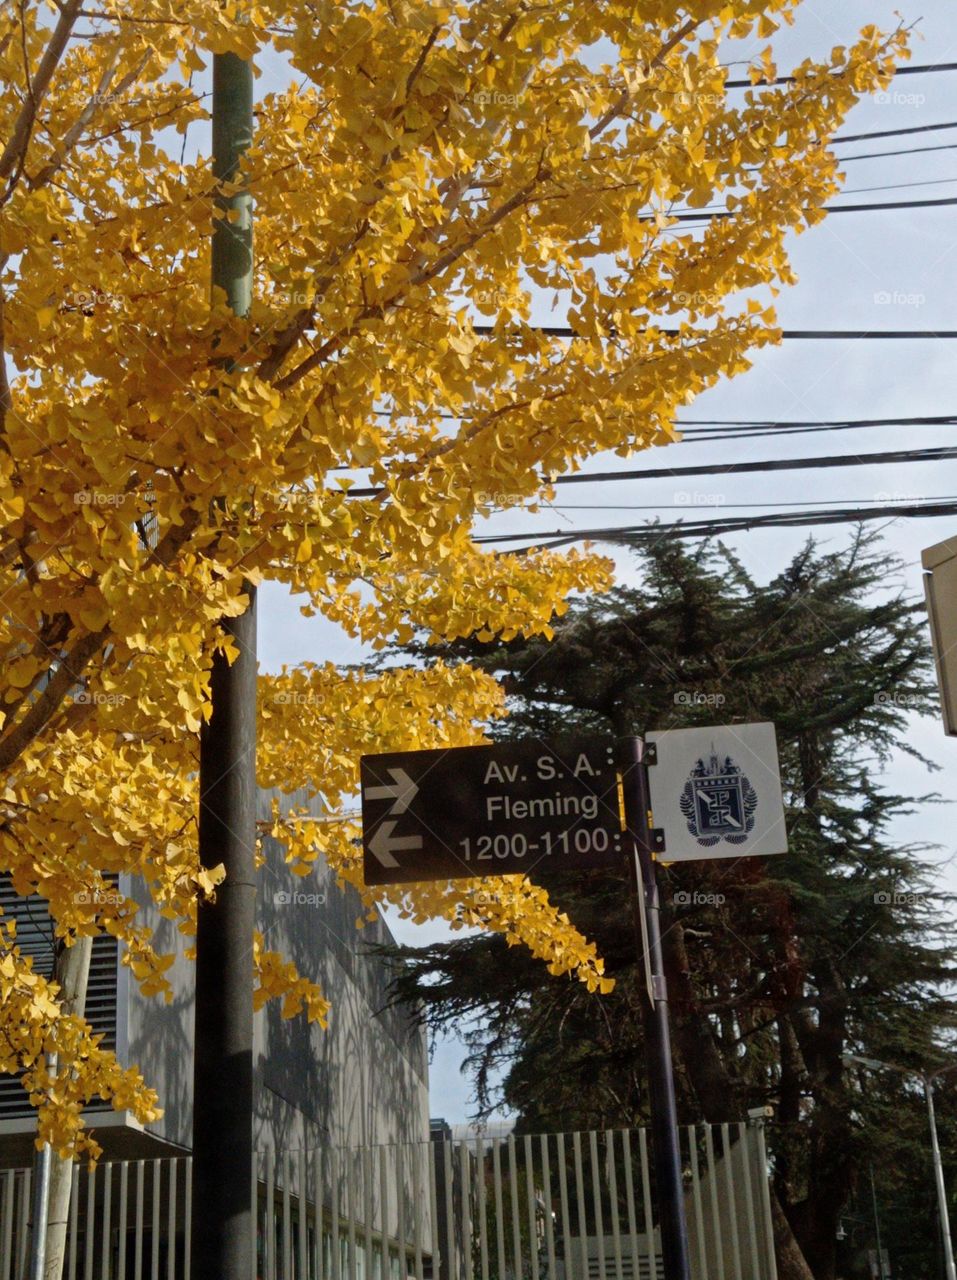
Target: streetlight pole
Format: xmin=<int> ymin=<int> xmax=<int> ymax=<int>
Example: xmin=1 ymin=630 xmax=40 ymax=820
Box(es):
xmin=191 ymin=48 xmax=257 ymax=1280
xmin=844 ymin=1053 xmax=957 ymax=1280
xmin=926 ymin=1068 xmax=957 ymax=1280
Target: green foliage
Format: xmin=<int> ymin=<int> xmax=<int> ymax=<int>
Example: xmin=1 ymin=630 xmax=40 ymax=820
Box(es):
xmin=389 ymin=532 xmax=957 ymax=1280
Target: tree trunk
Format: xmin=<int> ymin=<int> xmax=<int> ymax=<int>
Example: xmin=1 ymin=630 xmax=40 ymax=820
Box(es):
xmin=772 ymin=1192 xmax=816 ymax=1280
xmin=41 ymin=937 xmax=93 ymax=1280
xmin=660 ymin=903 xmax=816 ymax=1280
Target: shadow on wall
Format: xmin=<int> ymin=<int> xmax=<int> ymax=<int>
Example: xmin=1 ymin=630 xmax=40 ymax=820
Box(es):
xmin=253 ymin=787 xmax=430 ymax=1154
xmin=124 ymin=902 xmax=197 ymax=1151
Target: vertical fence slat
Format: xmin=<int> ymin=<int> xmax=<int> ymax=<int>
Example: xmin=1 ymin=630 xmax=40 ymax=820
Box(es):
xmin=300 ymin=1148 xmax=309 ymax=1280
xmin=84 ymin=1165 xmax=96 ymax=1280
xmin=621 ymin=1132 xmax=641 ymax=1280
xmin=411 ymin=1144 xmax=423 ymax=1280
xmin=588 ymin=1131 xmax=606 ymax=1280
xmin=395 ymin=1145 xmax=406 ymax=1280
xmin=346 ymin=1150 xmax=357 ymax=1280
xmin=252 ymin=1152 xmax=259 ymax=1280
xmin=476 ymin=1136 xmax=489 ymax=1280
xmin=283 ymin=1150 xmax=292 ymax=1280
xmin=118 ymin=1163 xmax=128 ymax=1280
xmin=185 ymin=1158 xmax=192 ymax=1280
xmin=329 ymin=1148 xmax=340 ymax=1280
xmin=637 ymin=1128 xmax=657 ymax=1279
xmin=539 ymin=1136 xmax=556 ymax=1280
xmin=16 ymin=1170 xmax=30 ymax=1280
xmin=69 ymin=1166 xmax=80 ymax=1280
xmin=572 ymin=1132 xmax=589 ymax=1280
xmin=167 ymin=1161 xmax=177 ymax=1280
xmin=704 ymin=1126 xmax=726 ymax=1280
xmin=362 ymin=1147 xmax=373 ymax=1280
xmin=753 ymin=1120 xmax=778 ymax=1280
xmin=427 ymin=1141 xmax=439 ymax=1280
xmin=720 ymin=1123 xmax=743 ymax=1279
xmin=457 ymin=1141 xmax=472 ymax=1280
xmin=1 ymin=1170 xmax=14 ymax=1280
xmin=378 ymin=1146 xmax=388 ymax=1280
xmin=507 ymin=1135 xmax=523 ymax=1280
xmin=150 ymin=1161 xmax=160 ymax=1280
xmin=687 ymin=1127 xmax=708 ymax=1279
xmin=556 ymin=1134 xmax=572 ymax=1280
xmin=266 ymin=1149 xmax=276 ymax=1280
xmin=491 ymin=1139 xmax=506 ymax=1280
xmin=315 ymin=1148 xmax=325 ymax=1280
xmin=134 ymin=1161 xmax=144 ymax=1280
xmin=737 ymin=1123 xmax=762 ymax=1280
xmin=606 ymin=1131 xmax=624 ymax=1280
xmin=101 ymin=1164 xmax=112 ymax=1280
xmin=442 ymin=1141 xmax=454 ymax=1280
xmin=523 ymin=1135 xmax=540 ymax=1280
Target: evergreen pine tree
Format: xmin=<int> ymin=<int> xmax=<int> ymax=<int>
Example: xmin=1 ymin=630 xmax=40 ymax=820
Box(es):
xmin=388 ymin=533 xmax=957 ymax=1280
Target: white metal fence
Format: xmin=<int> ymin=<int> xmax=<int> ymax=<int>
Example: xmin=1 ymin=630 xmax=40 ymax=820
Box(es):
xmin=0 ymin=1122 xmax=776 ymax=1280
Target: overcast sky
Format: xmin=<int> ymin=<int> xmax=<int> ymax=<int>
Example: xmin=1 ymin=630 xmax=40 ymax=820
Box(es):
xmin=254 ymin=0 xmax=957 ymax=1123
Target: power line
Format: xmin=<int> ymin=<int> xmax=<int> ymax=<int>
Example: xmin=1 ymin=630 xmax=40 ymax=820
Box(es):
xmin=678 ymin=175 xmax=957 ymax=218
xmin=541 ymin=445 xmax=957 ymax=488
xmin=472 ymin=501 xmax=957 ymax=548
xmin=370 ymin=409 xmax=957 ymax=442
xmin=679 ymin=415 xmax=957 ymax=427
xmin=670 ymin=194 xmax=957 ymax=221
xmin=722 ymin=62 xmax=957 ymax=88
xmin=835 ymin=120 xmax=957 ymax=144
xmin=547 ymin=496 xmax=957 ymax=511
xmin=471 ymin=324 xmax=957 ymax=340
xmin=838 ymin=142 xmax=957 ymax=163
xmin=344 ymin=445 xmax=957 ymax=499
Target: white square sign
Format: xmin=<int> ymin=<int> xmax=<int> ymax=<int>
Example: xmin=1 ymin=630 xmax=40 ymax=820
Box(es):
xmin=645 ymin=722 xmax=788 ymax=862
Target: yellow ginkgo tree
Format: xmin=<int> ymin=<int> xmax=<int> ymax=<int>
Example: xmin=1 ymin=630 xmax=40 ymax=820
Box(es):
xmin=0 ymin=0 xmax=906 ymax=1154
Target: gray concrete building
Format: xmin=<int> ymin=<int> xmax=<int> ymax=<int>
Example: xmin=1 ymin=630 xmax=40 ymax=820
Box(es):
xmin=0 ymin=786 xmax=430 ymax=1164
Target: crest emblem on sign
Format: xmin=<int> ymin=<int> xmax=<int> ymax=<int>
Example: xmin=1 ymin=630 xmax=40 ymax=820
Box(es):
xmin=679 ymin=746 xmax=758 ymax=847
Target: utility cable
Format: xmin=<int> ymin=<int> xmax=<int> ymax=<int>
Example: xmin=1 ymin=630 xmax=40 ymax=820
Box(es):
xmin=471 ymin=324 xmax=957 ymax=340
xmin=472 ymin=501 xmax=957 ymax=548
xmin=723 ymin=62 xmax=957 ymax=88
xmin=344 ymin=445 xmax=957 ymax=499
xmin=835 ymin=120 xmax=957 ymax=144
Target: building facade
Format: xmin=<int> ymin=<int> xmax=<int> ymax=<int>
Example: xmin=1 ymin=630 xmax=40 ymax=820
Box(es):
xmin=0 ymin=786 xmax=430 ymax=1164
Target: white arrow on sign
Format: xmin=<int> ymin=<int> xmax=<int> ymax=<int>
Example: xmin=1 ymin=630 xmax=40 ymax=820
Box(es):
xmin=363 ymin=767 xmax=418 ymax=814
xmin=368 ymin=820 xmax=423 ymax=868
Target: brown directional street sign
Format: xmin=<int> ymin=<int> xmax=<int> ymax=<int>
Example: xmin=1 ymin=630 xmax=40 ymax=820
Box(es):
xmin=360 ymin=737 xmax=624 ymax=885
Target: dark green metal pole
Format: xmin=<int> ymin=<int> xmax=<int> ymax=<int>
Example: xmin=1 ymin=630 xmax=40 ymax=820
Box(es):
xmin=619 ymin=736 xmax=691 ymax=1280
xmin=192 ymin=50 xmax=256 ymax=1280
